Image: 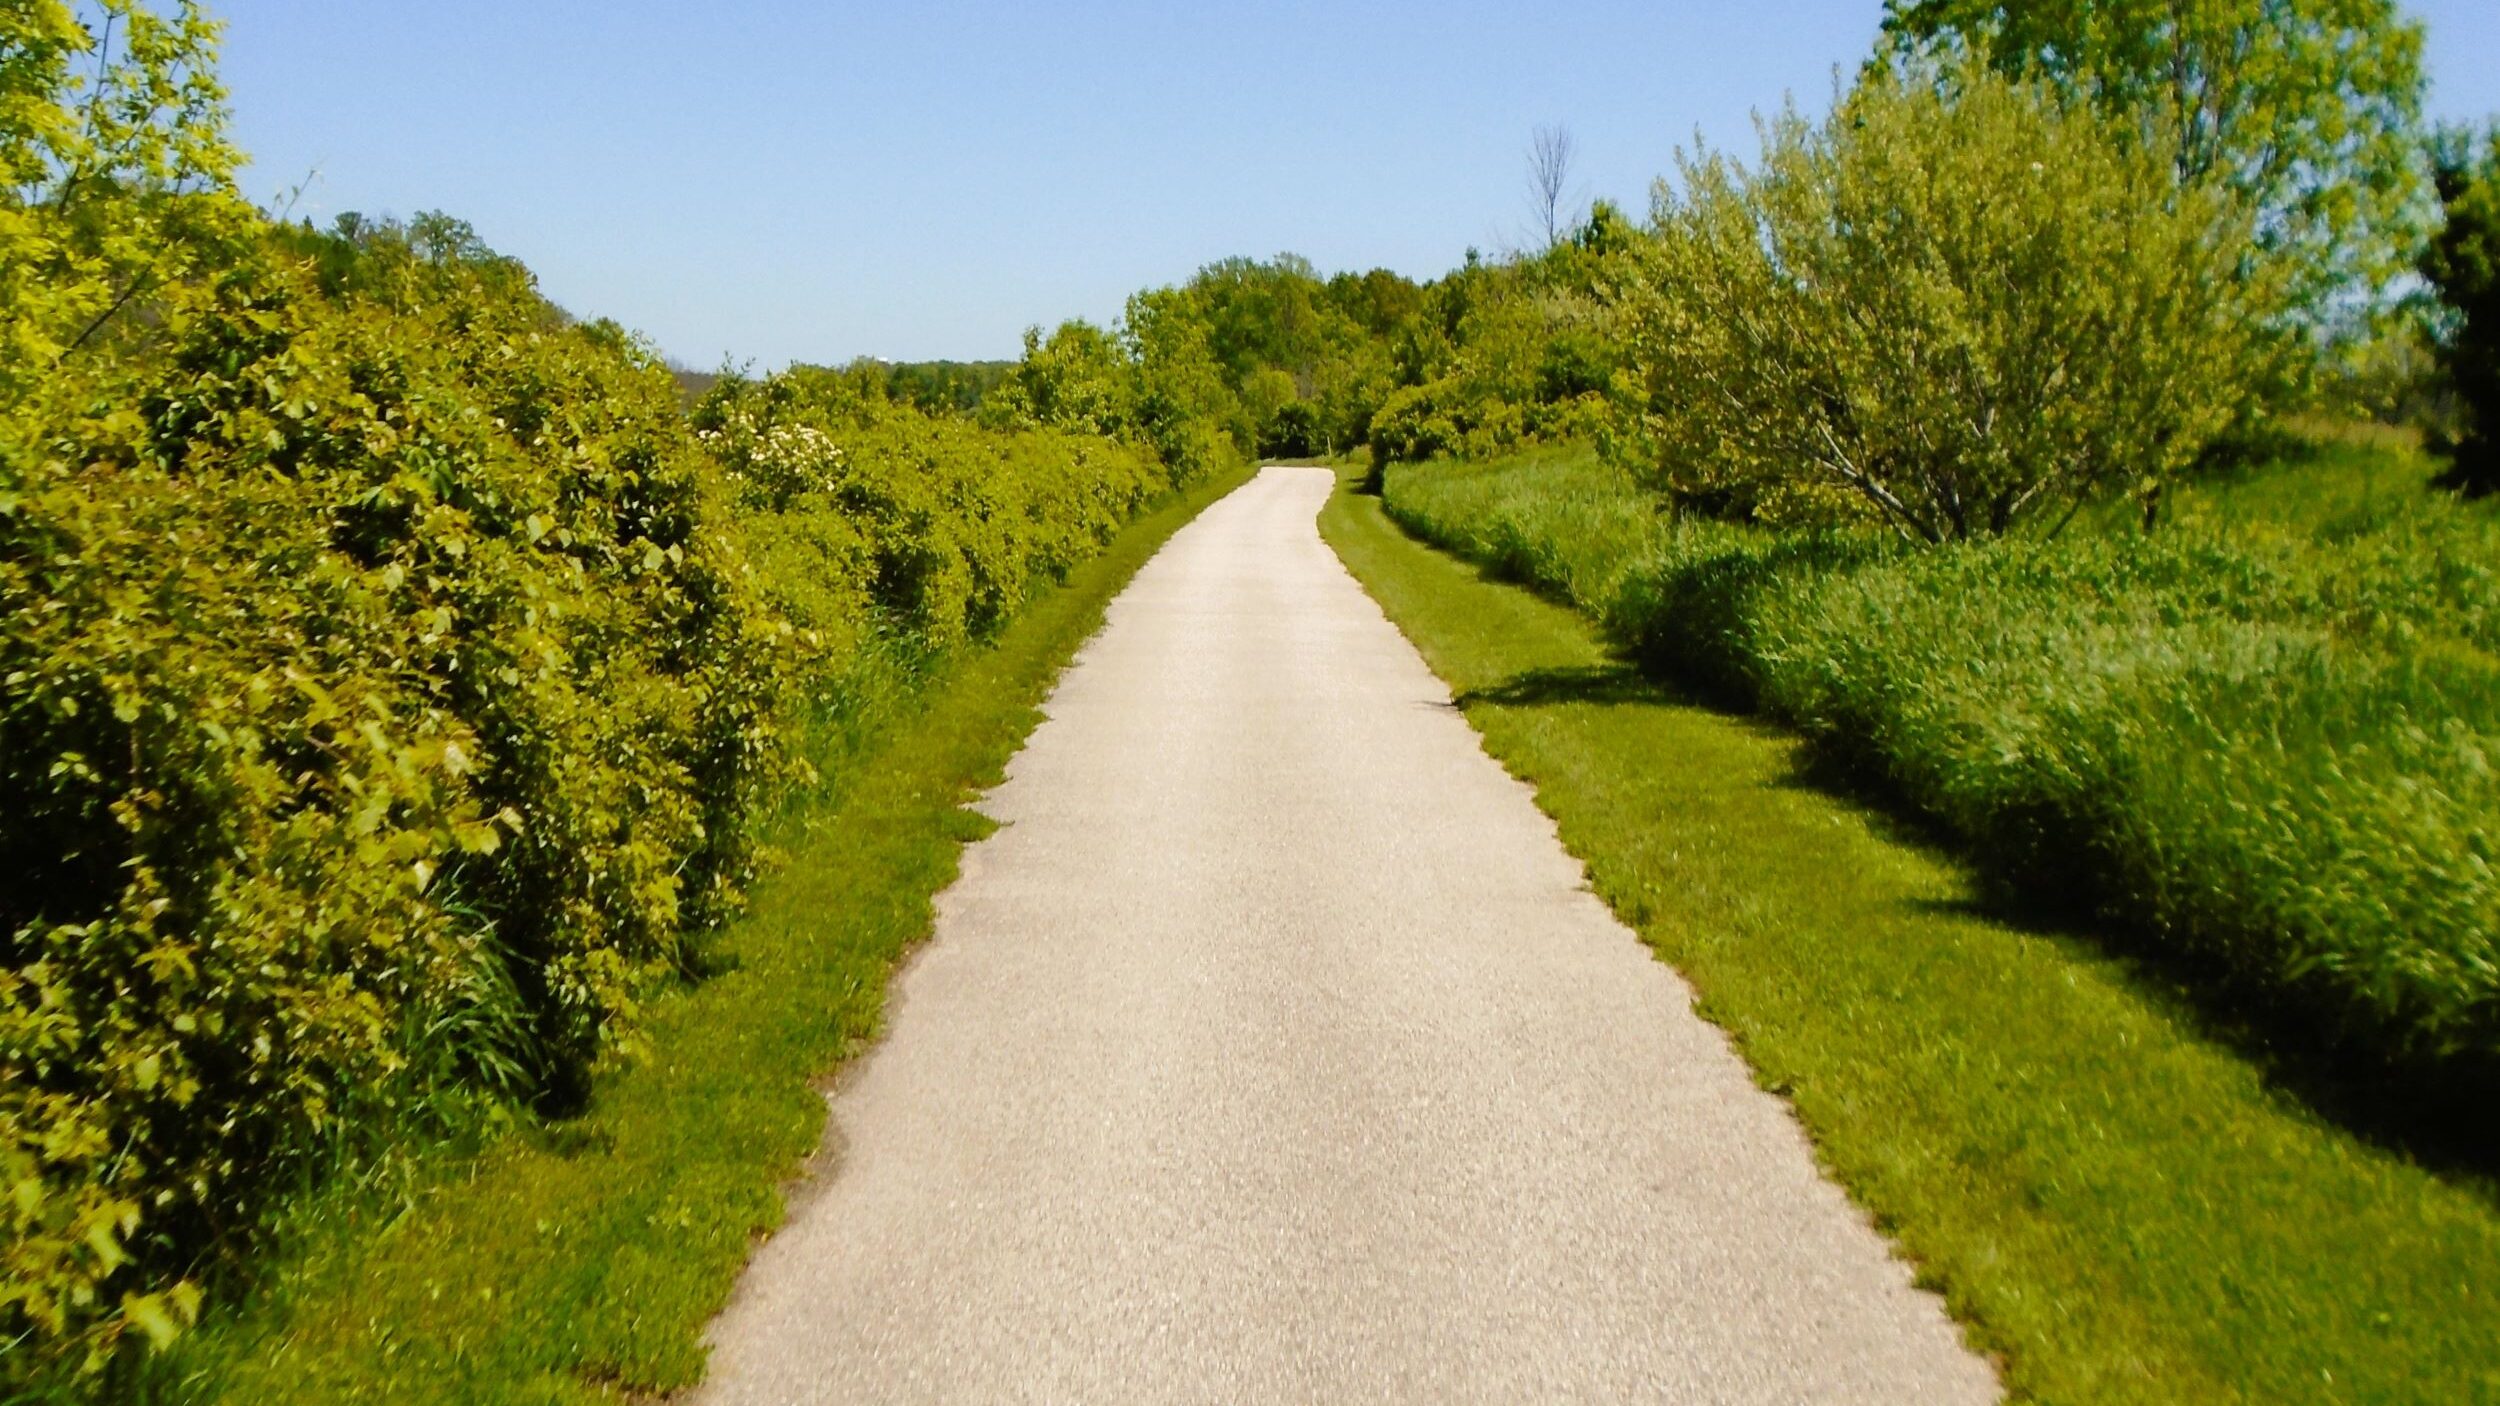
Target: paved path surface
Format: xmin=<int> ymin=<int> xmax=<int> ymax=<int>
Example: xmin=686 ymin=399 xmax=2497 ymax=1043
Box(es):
xmin=697 ymin=467 xmax=1997 ymax=1404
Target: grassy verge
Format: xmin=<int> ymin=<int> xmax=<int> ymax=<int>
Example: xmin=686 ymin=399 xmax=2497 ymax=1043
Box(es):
xmin=1320 ymin=465 xmax=2500 ymax=1405
xmin=1377 ymin=437 xmax=2500 ymax=1104
xmin=131 ymin=465 xmax=1253 ymax=1406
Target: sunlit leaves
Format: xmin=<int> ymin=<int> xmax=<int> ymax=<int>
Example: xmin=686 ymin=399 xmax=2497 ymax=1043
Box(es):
xmin=0 ymin=0 xmax=248 ymax=396
xmin=0 ymin=203 xmax=797 ymax=1372
xmin=1616 ymin=61 xmax=2281 ymax=540
xmin=1880 ymin=0 xmax=2432 ymax=317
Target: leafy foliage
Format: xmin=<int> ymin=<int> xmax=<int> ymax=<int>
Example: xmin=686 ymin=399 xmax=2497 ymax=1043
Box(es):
xmin=1880 ymin=0 xmax=2431 ymax=315
xmin=1385 ymin=443 xmax=2500 ymax=1081
xmin=823 ymin=357 xmax=1015 ymax=417
xmin=2 ymin=207 xmax=798 ymax=1373
xmin=0 ymin=6 xmax=1202 ymax=1377
xmin=2423 ymin=124 xmax=2500 ymax=495
xmin=1001 ymin=256 xmax=1456 ymax=466
xmin=998 ymin=208 xmax=1631 ymax=485
xmin=1614 ymin=61 xmax=2280 ymax=541
xmin=0 ymin=0 xmax=242 ymax=395
xmin=991 ymin=290 xmax=1246 ymax=481
xmin=694 ymin=363 xmax=1179 ymax=663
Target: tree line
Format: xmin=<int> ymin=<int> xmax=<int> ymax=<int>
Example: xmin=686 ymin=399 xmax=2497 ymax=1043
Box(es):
xmin=991 ymin=0 xmax=2496 ymax=519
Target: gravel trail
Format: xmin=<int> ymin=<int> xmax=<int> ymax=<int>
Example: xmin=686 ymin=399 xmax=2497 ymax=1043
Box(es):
xmin=696 ymin=466 xmax=1997 ymax=1404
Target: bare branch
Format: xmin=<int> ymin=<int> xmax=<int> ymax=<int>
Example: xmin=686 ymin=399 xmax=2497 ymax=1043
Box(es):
xmin=1526 ymin=124 xmax=1578 ymax=249
xmin=1812 ymin=418 xmax=1939 ymax=543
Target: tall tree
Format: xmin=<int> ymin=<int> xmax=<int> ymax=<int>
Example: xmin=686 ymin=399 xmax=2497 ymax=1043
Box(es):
xmin=2421 ymin=125 xmax=2500 ymax=495
xmin=1881 ymin=0 xmax=2428 ymax=316
xmin=0 ymin=0 xmax=243 ymax=399
xmin=1618 ymin=62 xmax=2275 ymax=540
xmin=1526 ymin=124 xmax=1579 ymax=249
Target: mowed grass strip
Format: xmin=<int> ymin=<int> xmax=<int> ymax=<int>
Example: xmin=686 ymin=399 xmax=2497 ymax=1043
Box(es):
xmin=139 ymin=466 xmax=1254 ymax=1406
xmin=1320 ymin=467 xmax=2500 ymax=1405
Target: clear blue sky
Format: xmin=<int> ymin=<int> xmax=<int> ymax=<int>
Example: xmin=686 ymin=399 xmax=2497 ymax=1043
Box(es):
xmin=213 ymin=2 xmax=2500 ymax=369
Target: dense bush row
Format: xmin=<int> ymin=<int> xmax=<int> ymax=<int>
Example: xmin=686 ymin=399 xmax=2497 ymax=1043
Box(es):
xmin=1385 ymin=444 xmax=2500 ymax=1077
xmin=3 ymin=206 xmax=790 ymax=1369
xmin=0 ymin=7 xmax=1206 ymax=1372
xmin=694 ymin=364 xmax=1178 ymax=673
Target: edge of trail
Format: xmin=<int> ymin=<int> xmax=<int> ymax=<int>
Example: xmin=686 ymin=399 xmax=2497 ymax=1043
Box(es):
xmin=147 ymin=466 xmax=1261 ymax=1406
xmin=695 ymin=465 xmax=1997 ymax=1404
xmin=1323 ymin=460 xmax=2500 ymax=1405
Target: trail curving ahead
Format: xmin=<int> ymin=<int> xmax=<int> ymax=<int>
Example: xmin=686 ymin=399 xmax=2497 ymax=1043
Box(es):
xmin=696 ymin=467 xmax=1996 ymax=1404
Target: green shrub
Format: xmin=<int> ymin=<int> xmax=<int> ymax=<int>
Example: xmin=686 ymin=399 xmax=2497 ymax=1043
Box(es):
xmin=1 ymin=9 xmax=1200 ymax=1372
xmin=695 ymin=369 xmax=1173 ymax=654
xmin=1607 ymin=525 xmax=1892 ymax=705
xmin=1367 ymin=378 xmax=1467 ymax=476
xmin=2424 ymin=124 xmax=2500 ymax=496
xmin=1384 ymin=442 xmax=2500 ymax=1075
xmin=1748 ymin=533 xmax=2500 ymax=1062
xmin=1616 ymin=59 xmax=2281 ymax=538
xmin=1 ymin=217 xmax=799 ymax=1368
xmin=997 ymin=297 xmax=1246 ymax=486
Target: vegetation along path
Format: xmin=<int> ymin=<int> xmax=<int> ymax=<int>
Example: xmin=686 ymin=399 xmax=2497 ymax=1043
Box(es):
xmin=697 ymin=467 xmax=1996 ymax=1403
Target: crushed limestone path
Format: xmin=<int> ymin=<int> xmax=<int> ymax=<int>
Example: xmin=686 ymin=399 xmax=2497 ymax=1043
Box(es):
xmin=696 ymin=466 xmax=1997 ymax=1404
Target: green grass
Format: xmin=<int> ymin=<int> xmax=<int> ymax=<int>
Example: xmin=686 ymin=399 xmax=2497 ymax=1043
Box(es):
xmin=1321 ymin=464 xmax=2500 ymax=1405
xmin=1378 ymin=439 xmax=2500 ymax=1089
xmin=120 ymin=465 xmax=1254 ymax=1406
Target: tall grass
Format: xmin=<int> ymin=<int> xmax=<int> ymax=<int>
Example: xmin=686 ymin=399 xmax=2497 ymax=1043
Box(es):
xmin=1383 ymin=440 xmax=2500 ymax=1081
xmin=1329 ymin=465 xmax=2500 ymax=1404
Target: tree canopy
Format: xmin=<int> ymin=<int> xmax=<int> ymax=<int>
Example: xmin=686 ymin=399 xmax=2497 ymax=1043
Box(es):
xmin=2422 ymin=125 xmax=2500 ymax=494
xmin=1880 ymin=0 xmax=2429 ymax=315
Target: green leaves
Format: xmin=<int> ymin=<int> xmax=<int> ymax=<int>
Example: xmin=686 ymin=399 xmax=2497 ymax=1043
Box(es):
xmin=1617 ymin=59 xmax=2279 ymax=540
xmin=696 ymin=366 xmax=1174 ymax=656
xmin=2422 ymin=124 xmax=2500 ymax=495
xmin=1 ymin=1 xmax=250 ymax=401
xmin=1880 ymin=0 xmax=2432 ymax=317
xmin=0 ymin=205 xmax=797 ymax=1375
xmin=117 ymin=1280 xmax=199 ymax=1352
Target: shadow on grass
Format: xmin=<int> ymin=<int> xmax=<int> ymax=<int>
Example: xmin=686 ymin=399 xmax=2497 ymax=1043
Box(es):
xmin=1906 ymin=878 xmax=2500 ymax=1202
xmin=1456 ymin=662 xmax=1662 ymax=709
xmin=1458 ymin=648 xmax=2500 ymax=1204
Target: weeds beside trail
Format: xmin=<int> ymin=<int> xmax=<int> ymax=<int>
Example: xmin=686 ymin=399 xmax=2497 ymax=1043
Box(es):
xmin=124 ymin=467 xmax=1251 ymax=1406
xmin=1321 ymin=465 xmax=2500 ymax=1405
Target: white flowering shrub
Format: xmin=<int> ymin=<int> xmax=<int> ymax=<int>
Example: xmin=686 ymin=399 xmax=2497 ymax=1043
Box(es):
xmin=698 ymin=410 xmax=849 ymax=506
